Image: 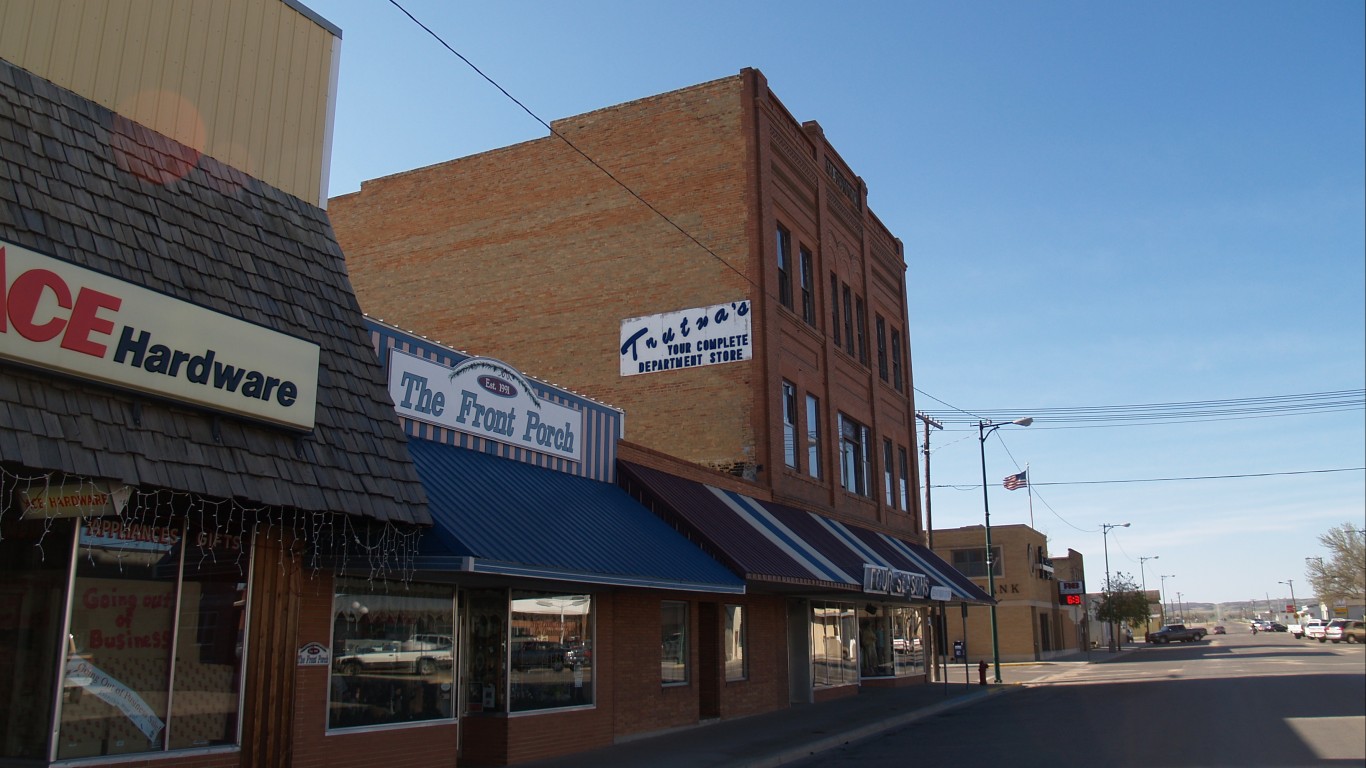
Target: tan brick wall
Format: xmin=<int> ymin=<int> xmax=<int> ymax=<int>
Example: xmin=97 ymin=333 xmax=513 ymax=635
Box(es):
xmin=329 ymin=69 xmax=923 ymax=538
xmin=933 ymin=525 xmax=1082 ymax=662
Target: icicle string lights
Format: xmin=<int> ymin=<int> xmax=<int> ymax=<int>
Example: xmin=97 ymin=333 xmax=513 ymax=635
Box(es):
xmin=0 ymin=465 xmax=423 ymax=581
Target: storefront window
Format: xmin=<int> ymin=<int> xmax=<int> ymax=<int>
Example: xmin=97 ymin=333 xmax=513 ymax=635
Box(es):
xmin=859 ymin=605 xmax=926 ymax=679
xmin=661 ymin=601 xmax=688 ymax=684
xmin=465 ymin=589 xmax=507 ymax=715
xmin=329 ymin=579 xmax=455 ymax=730
xmin=0 ymin=515 xmax=75 ymax=760
xmin=55 ymin=513 xmax=250 ymax=760
xmin=509 ymin=591 xmax=592 ymax=712
xmin=810 ymin=601 xmax=857 ymax=687
xmin=724 ymin=605 xmax=747 ymax=681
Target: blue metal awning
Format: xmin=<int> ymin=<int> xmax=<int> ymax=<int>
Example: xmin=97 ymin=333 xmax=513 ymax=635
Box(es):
xmin=620 ymin=460 xmax=993 ymax=604
xmin=406 ymin=439 xmax=744 ymax=593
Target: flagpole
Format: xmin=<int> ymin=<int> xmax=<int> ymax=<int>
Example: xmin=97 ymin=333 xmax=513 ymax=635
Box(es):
xmin=1027 ymin=462 xmax=1034 ymax=529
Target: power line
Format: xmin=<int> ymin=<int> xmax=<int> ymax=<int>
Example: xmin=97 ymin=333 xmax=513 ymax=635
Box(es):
xmin=916 ymin=389 xmax=1364 ymax=428
xmin=932 ymin=466 xmax=1365 ymax=490
xmin=386 ymin=0 xmax=762 ymax=294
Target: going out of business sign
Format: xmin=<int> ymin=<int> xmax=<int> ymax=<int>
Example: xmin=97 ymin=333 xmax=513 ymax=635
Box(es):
xmin=619 ymin=300 xmax=751 ymax=376
xmin=0 ymin=240 xmax=319 ymax=430
xmin=387 ymin=350 xmax=584 ymax=462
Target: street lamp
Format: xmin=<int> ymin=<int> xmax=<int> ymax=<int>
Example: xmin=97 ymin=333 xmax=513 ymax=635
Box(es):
xmin=1160 ymin=575 xmax=1175 ymax=623
xmin=978 ymin=416 xmax=1033 ymax=683
xmin=1101 ymin=522 xmax=1131 ymax=651
xmin=1279 ymin=580 xmax=1297 ymax=621
xmin=1139 ymin=555 xmax=1159 ymax=634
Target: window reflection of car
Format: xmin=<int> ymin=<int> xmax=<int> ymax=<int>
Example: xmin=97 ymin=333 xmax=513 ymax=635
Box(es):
xmin=564 ymin=643 xmax=592 ymax=667
xmin=662 ymin=632 xmax=684 ymax=660
xmin=336 ymin=636 xmax=452 ymax=676
xmin=511 ymin=640 xmax=566 ymax=671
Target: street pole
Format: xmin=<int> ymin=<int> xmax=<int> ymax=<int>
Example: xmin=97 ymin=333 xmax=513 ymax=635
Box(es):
xmin=1160 ymin=574 xmax=1174 ymax=625
xmin=978 ymin=417 xmax=1032 ymax=683
xmin=1139 ymin=555 xmax=1159 ymax=635
xmin=1279 ymin=579 xmax=1297 ymax=621
xmin=916 ymin=412 xmax=942 ymax=683
xmin=1101 ymin=523 xmax=1130 ymax=651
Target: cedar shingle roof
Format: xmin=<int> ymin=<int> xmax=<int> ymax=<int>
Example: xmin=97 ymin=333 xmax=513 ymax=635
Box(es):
xmin=0 ymin=58 xmax=429 ymax=525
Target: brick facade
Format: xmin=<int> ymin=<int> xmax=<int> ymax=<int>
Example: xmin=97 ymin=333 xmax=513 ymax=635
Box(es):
xmin=932 ymin=525 xmax=1084 ymax=663
xmin=329 ymin=68 xmax=922 ymax=539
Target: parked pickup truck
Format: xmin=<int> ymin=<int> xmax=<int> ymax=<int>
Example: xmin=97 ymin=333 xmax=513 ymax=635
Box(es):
xmin=1145 ymin=624 xmax=1207 ymax=643
xmin=1304 ymin=619 xmax=1330 ymax=642
xmin=335 ymin=634 xmax=453 ymax=676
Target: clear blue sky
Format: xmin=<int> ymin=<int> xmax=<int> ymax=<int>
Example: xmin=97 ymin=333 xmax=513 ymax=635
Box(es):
xmin=307 ymin=0 xmax=1365 ymax=607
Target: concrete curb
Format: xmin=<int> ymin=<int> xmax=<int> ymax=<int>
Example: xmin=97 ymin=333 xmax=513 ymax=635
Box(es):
xmin=744 ymin=686 xmax=1011 ymax=768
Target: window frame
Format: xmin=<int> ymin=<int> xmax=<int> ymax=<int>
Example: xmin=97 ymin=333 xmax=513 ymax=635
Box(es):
xmin=875 ymin=315 xmax=888 ymax=381
xmin=841 ymin=284 xmax=854 ymax=357
xmin=883 ymin=438 xmax=895 ymax=507
xmin=799 ymin=246 xmax=816 ymax=325
xmin=838 ymin=414 xmax=870 ymax=496
xmin=805 ymin=394 xmax=822 ymax=480
xmin=782 ymin=380 xmax=799 ymax=469
xmin=776 ymin=225 xmax=793 ymax=310
xmin=661 ymin=601 xmax=689 ymax=686
xmin=855 ymin=296 xmax=868 ymax=366
xmin=829 ymin=273 xmax=841 ymax=347
xmin=891 ymin=329 xmax=904 ymax=391
xmin=723 ymin=604 xmax=747 ymax=682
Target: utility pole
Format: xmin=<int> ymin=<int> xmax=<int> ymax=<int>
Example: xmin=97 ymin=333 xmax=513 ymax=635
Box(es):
xmin=914 ymin=411 xmax=942 ymax=683
xmin=915 ymin=412 xmax=943 ymax=549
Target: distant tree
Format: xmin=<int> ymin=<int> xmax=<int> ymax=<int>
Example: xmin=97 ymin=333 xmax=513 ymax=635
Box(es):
xmin=1305 ymin=523 xmax=1366 ymax=608
xmin=1096 ymin=572 xmax=1150 ymax=629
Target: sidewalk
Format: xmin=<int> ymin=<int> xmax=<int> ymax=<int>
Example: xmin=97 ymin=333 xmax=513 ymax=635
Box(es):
xmin=520 ymin=644 xmax=1139 ymax=768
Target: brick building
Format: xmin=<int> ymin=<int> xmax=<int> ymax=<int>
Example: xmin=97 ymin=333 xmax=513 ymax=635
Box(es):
xmin=932 ymin=524 xmax=1086 ymax=663
xmin=329 ymin=65 xmax=993 ymax=741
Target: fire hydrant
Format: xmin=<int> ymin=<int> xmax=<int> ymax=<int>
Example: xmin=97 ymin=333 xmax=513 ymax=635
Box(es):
xmin=978 ymin=659 xmax=988 ymax=686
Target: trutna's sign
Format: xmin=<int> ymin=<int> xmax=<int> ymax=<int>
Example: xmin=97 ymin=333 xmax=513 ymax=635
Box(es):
xmin=863 ymin=563 xmax=930 ymax=600
xmin=0 ymin=241 xmax=319 ymax=430
xmin=619 ymin=300 xmax=751 ymax=376
xmin=388 ymin=351 xmax=584 ymax=462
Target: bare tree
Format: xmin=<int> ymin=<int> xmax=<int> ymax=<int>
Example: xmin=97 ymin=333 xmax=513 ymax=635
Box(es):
xmin=1305 ymin=523 xmax=1366 ymax=609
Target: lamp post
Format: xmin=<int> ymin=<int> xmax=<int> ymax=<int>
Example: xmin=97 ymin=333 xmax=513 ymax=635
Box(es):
xmin=1279 ymin=580 xmax=1297 ymax=622
xmin=1160 ymin=575 xmax=1174 ymax=624
xmin=1101 ymin=522 xmax=1130 ymax=651
xmin=1138 ymin=555 xmax=1159 ymax=634
xmin=978 ymin=416 xmax=1032 ymax=683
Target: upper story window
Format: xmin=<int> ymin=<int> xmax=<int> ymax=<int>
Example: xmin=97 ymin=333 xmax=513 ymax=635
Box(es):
xmin=782 ymin=381 xmax=799 ymax=469
xmin=776 ymin=225 xmax=793 ymax=310
xmin=829 ymin=273 xmax=841 ymax=347
xmin=841 ymin=284 xmax=855 ymax=357
xmin=891 ymin=329 xmax=904 ymax=391
xmin=883 ymin=437 xmax=895 ymax=507
xmin=855 ymin=296 xmax=868 ymax=366
xmin=898 ymin=446 xmax=910 ymax=511
xmin=806 ymin=394 xmax=822 ymax=480
xmin=838 ymin=413 xmax=870 ymax=496
xmin=952 ymin=547 xmax=1002 ymax=578
xmin=799 ymin=247 xmax=816 ymax=326
xmin=876 ymin=315 xmax=888 ymax=381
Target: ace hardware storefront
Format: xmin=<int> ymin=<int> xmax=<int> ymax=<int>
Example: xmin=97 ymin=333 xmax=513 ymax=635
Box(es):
xmin=0 ymin=54 xmax=432 ymax=768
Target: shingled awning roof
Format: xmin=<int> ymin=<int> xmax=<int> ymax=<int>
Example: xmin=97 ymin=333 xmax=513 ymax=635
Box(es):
xmin=0 ymin=58 xmax=428 ymax=525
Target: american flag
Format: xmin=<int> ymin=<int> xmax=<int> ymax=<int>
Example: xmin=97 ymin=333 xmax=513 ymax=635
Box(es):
xmin=1003 ymin=471 xmax=1027 ymax=491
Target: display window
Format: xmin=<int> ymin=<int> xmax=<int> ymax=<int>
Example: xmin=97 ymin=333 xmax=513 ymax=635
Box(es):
xmin=724 ymin=604 xmax=747 ymax=682
xmin=661 ymin=601 xmax=688 ymax=685
xmin=509 ymin=591 xmax=593 ymax=712
xmin=50 ymin=509 xmax=250 ymax=760
xmin=328 ymin=579 xmax=456 ymax=730
xmin=810 ymin=601 xmax=857 ymax=687
xmin=858 ymin=605 xmax=926 ymax=679
xmin=462 ymin=589 xmax=595 ymax=715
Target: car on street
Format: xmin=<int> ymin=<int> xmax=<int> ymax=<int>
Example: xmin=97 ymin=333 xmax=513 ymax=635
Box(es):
xmin=1213 ymin=625 xmax=1226 ymax=634
xmin=1295 ymin=617 xmax=1327 ymax=640
xmin=1325 ymin=619 xmax=1364 ymax=644
xmin=1146 ymin=624 xmax=1207 ymax=643
xmin=1268 ymin=622 xmax=1288 ymax=632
